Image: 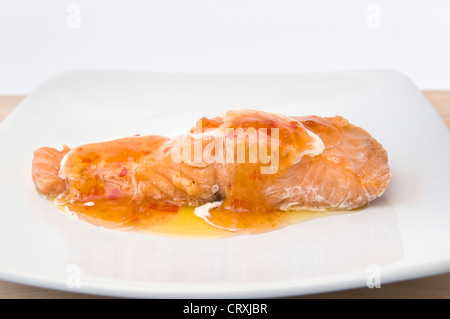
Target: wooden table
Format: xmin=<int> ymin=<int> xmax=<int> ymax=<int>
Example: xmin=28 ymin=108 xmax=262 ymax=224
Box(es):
xmin=0 ymin=92 xmax=449 ymax=299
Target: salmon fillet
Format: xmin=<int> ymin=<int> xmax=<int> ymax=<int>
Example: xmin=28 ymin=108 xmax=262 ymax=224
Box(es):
xmin=31 ymin=110 xmax=390 ymax=212
xmin=264 ymin=116 xmax=390 ymax=210
xmin=32 ymin=146 xmax=70 ymax=196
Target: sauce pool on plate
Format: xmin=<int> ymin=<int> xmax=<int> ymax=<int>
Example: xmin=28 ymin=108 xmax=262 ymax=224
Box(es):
xmin=54 ymin=197 xmax=343 ymax=238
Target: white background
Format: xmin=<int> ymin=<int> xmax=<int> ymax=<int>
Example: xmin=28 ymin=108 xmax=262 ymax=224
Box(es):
xmin=1 ymin=0 xmax=449 ymax=94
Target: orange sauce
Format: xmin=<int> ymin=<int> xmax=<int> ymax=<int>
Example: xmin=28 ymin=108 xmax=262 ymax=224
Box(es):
xmin=54 ymin=198 xmax=340 ymax=239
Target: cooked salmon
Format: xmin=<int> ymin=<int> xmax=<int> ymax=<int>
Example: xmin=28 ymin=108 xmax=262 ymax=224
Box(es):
xmin=31 ymin=110 xmax=390 ymax=212
xmin=265 ymin=115 xmax=390 ymax=210
xmin=32 ymin=146 xmax=70 ymax=196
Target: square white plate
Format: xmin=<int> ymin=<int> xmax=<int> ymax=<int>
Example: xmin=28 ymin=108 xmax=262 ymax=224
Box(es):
xmin=0 ymin=70 xmax=449 ymax=298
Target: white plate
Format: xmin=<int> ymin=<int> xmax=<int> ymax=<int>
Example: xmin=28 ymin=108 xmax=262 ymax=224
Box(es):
xmin=0 ymin=70 xmax=449 ymax=298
